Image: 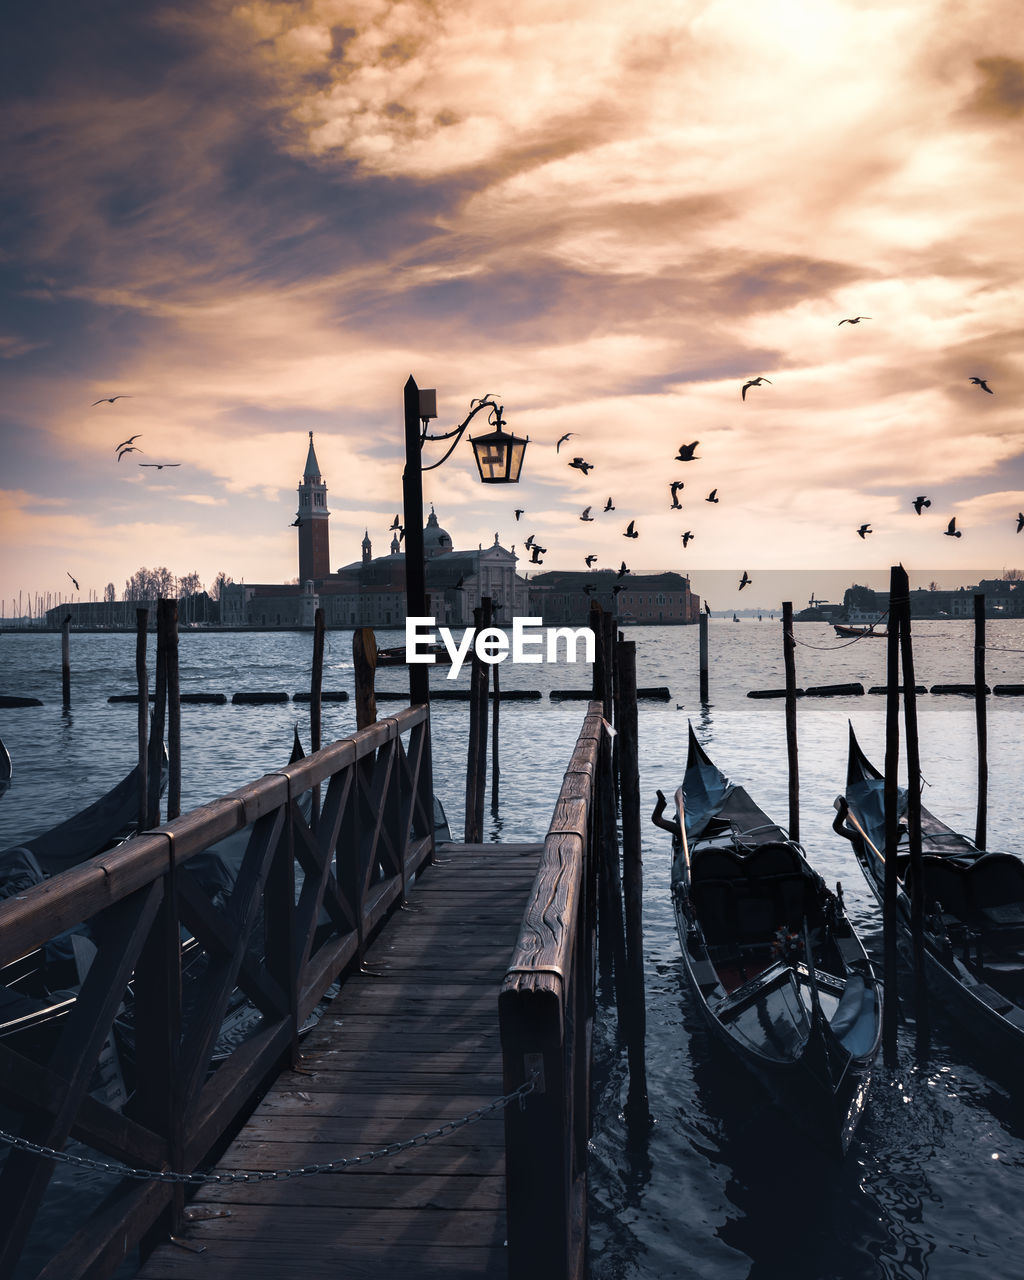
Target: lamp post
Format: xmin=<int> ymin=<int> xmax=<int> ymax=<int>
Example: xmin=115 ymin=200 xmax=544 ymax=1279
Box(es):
xmin=402 ymin=373 xmax=528 ymax=706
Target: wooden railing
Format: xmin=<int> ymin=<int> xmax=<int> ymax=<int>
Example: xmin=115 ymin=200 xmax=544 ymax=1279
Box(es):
xmin=0 ymin=706 xmax=433 ymax=1280
xmin=499 ymin=702 xmax=603 ymax=1280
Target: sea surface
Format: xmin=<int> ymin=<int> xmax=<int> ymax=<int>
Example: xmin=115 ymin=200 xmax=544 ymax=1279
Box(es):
xmin=1 ymin=620 xmax=1023 ymax=1278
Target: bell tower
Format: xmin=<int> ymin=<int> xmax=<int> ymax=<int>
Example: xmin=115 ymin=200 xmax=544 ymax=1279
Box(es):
xmin=297 ymin=431 xmax=330 ymax=582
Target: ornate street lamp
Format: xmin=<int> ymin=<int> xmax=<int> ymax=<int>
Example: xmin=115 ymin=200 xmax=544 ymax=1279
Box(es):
xmin=402 ymin=376 xmax=528 ymax=706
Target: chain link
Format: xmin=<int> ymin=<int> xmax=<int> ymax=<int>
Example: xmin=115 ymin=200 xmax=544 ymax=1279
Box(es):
xmin=0 ymin=1077 xmax=536 ymax=1185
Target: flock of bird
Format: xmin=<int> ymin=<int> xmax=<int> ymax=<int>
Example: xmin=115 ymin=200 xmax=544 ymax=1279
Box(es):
xmin=97 ymin=399 xmax=182 ymax=472
xmin=508 ymin=339 xmax=1012 ymax=598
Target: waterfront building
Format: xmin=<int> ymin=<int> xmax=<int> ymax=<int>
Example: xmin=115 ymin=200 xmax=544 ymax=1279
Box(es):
xmin=526 ymin=570 xmax=700 ymax=625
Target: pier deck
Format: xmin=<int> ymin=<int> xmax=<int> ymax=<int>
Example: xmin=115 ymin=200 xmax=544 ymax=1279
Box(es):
xmin=135 ymin=841 xmax=544 ymax=1280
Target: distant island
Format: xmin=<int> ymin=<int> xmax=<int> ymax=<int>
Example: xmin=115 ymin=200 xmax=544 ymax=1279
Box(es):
xmin=793 ymin=575 xmax=1024 ymax=623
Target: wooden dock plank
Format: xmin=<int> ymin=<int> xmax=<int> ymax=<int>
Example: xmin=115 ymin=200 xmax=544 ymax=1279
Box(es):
xmin=135 ymin=843 xmax=542 ymax=1280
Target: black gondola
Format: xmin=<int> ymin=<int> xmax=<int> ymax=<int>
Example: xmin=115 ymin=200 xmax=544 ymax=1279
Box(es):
xmin=835 ymin=723 xmax=1024 ymax=1058
xmin=656 ymin=725 xmax=882 ymax=1153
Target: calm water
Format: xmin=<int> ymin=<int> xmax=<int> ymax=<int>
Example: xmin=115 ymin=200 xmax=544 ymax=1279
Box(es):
xmin=2 ymin=620 xmax=1023 ymax=1278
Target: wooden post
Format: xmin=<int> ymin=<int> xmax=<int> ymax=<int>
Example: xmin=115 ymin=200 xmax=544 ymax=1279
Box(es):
xmin=148 ymin=601 xmax=168 ymax=829
xmin=353 ymin=627 xmax=378 ymax=729
xmin=698 ymin=608 xmax=709 ymax=703
xmin=136 ymin=608 xmax=149 ymax=832
xmin=617 ymin=639 xmax=649 ymax=1132
xmin=882 ymin=567 xmax=901 ymax=1067
xmin=160 ymin=599 xmax=181 ymax=821
xmin=403 ymin=375 xmax=429 ymax=708
xmin=61 ymin=614 xmax=71 ymax=707
xmin=310 ymin=607 xmax=325 ymax=830
xmin=894 ymin=566 xmax=928 ymax=1048
xmin=782 ymin=601 xmax=799 ymax=841
xmin=475 ymin=598 xmax=492 ymax=838
xmin=491 ymin=657 xmax=501 ymax=816
xmin=464 ymin=600 xmax=490 ymax=842
xmin=590 ymin=603 xmax=627 ymax=1001
xmin=974 ymin=593 xmax=988 ymax=850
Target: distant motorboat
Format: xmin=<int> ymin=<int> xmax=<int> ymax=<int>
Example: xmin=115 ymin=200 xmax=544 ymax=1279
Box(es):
xmin=833 ymin=624 xmax=887 ymax=639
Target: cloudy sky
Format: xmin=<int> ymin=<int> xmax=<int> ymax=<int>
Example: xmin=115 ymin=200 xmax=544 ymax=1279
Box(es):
xmin=2 ymin=0 xmax=1022 ymax=614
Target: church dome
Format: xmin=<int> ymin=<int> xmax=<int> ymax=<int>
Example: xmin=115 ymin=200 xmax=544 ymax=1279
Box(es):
xmin=423 ymin=507 xmax=453 ymax=558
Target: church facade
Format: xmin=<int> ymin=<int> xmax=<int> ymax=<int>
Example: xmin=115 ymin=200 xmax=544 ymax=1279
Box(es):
xmin=220 ymin=433 xmax=531 ymax=628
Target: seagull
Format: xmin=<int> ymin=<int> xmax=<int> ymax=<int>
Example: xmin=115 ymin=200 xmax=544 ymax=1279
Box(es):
xmin=117 ymin=446 xmax=143 ymax=461
xmin=739 ymin=570 xmax=752 ymax=590
xmin=676 ymin=704 xmax=685 ymax=710
xmin=66 ymin=572 xmax=80 ymax=590
xmin=857 ymin=524 xmax=872 ymax=539
xmin=617 ymin=561 xmax=629 ymax=578
xmin=944 ymin=517 xmax=962 ymax=538
xmin=524 ymin=534 xmax=536 ymax=550
xmin=583 ymin=584 xmax=596 ymax=597
xmin=669 ymin=481 xmax=684 ymax=509
xmin=139 ymin=463 xmax=181 ymax=469
xmin=912 ymin=496 xmax=931 ymax=514
xmin=1017 ymin=512 xmax=1024 ymax=534
xmin=741 ymin=377 xmax=771 ymax=400
xmin=603 ymin=497 xmax=615 ymax=512
xmin=92 ymin=395 xmax=133 ymax=405
xmin=580 ymin=506 xmax=594 ymax=521
xmin=114 ymin=434 xmax=142 ymax=451
xmin=838 ymin=316 xmax=871 ymax=325
xmin=556 ymin=432 xmax=576 ymax=453
xmin=530 ymin=547 xmax=544 ymax=565
xmin=569 ymin=457 xmax=594 ymax=475
xmin=676 ymin=442 xmax=699 ymax=461
xmin=705 ymin=489 xmax=719 ymax=504
xmin=624 ymin=520 xmax=639 ymax=539
xmin=681 ymin=530 xmax=694 ymax=547
xmin=514 ymin=508 xmax=524 ymax=521
xmin=389 ymin=514 xmax=401 ymax=530
xmin=969 ymin=377 xmax=993 ymax=394
xmin=585 ymin=555 xmax=598 ymax=566
xmin=291 ymin=517 xmax=303 ymax=527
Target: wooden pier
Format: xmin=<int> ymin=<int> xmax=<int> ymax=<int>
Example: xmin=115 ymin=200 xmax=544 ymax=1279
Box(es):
xmin=133 ymin=840 xmax=543 ymax=1279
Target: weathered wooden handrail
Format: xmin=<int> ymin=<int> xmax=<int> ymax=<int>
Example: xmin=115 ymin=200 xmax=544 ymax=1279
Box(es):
xmin=0 ymin=705 xmax=433 ymax=1280
xmin=499 ymin=701 xmax=602 ymax=1280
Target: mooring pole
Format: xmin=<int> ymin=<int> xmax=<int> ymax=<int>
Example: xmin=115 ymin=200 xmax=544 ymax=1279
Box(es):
xmin=310 ymin=606 xmax=325 ymax=830
xmin=353 ymin=627 xmax=378 ymax=730
xmin=894 ymin=566 xmax=928 ymax=1050
xmin=882 ymin=567 xmax=901 ymax=1067
xmin=464 ymin=603 xmax=487 ymax=843
xmin=698 ymin=607 xmax=709 ymax=703
xmin=60 ymin=615 xmax=71 ymax=708
xmin=974 ymin=593 xmax=988 ymax=850
xmin=160 ymin=598 xmax=181 ymax=821
xmin=136 ymin=608 xmax=149 ymax=832
xmin=591 ymin=601 xmax=628 ymax=1002
xmin=147 ymin=601 xmax=168 ymax=829
xmin=491 ymin=655 xmax=501 ymax=817
xmin=782 ymin=601 xmax=799 ymax=842
xmin=617 ymin=638 xmax=650 ymax=1132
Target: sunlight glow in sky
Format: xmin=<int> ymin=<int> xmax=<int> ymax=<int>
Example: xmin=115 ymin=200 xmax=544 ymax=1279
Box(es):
xmin=1 ymin=0 xmax=1022 ymax=611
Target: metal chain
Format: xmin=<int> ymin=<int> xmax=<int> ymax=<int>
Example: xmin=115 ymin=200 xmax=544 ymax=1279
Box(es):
xmin=0 ymin=1078 xmax=536 ymax=1185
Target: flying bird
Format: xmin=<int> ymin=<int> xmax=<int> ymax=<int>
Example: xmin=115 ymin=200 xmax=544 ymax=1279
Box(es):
xmin=139 ymin=463 xmax=181 ymax=469
xmin=612 ymin=584 xmax=624 ymax=596
xmin=92 ymin=395 xmax=133 ymax=405
xmin=681 ymin=530 xmax=695 ymax=547
xmin=1017 ymin=512 xmax=1024 ymax=534
xmin=580 ymin=506 xmax=594 ymax=521
xmin=291 ymin=517 xmax=303 ymax=527
xmin=514 ymin=508 xmax=524 ymax=521
xmin=705 ymin=489 xmax=719 ymax=504
xmin=66 ymin=572 xmax=79 ymax=591
xmin=912 ymin=496 xmax=931 ymax=514
xmin=624 ymin=520 xmax=638 ymax=539
xmin=524 ymin=534 xmax=536 ymax=550
xmin=676 ymin=442 xmax=699 ymax=461
xmin=838 ymin=316 xmax=871 ymax=325
xmin=969 ymin=377 xmax=993 ymax=394
xmin=114 ymin=434 xmax=142 ymax=451
xmin=389 ymin=514 xmax=401 ymax=530
xmin=530 ymin=547 xmax=544 ymax=565
xmin=583 ymin=584 xmax=596 ymax=597
xmin=739 ymin=571 xmax=752 ymax=591
xmin=857 ymin=524 xmax=872 ymax=539
xmin=669 ymin=481 xmax=684 ymax=509
xmin=454 ymin=577 xmax=465 ymax=590
xmin=556 ymin=432 xmax=576 ymax=452
xmin=585 ymin=555 xmax=598 ymax=566
xmin=603 ymin=497 xmax=615 ymax=512
xmin=617 ymin=561 xmax=629 ymax=579
xmin=741 ymin=377 xmax=771 ymax=400
xmin=944 ymin=518 xmax=962 ymax=538
xmin=569 ymin=457 xmax=594 ymax=474
xmin=117 ymin=446 xmax=143 ymax=461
